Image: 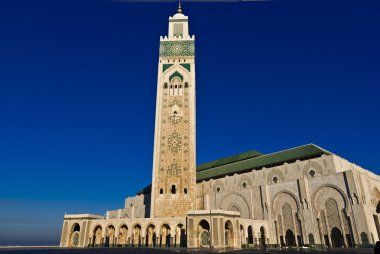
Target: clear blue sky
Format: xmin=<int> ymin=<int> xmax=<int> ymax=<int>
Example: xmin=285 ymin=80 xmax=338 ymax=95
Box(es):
xmin=0 ymin=0 xmax=379 ymax=246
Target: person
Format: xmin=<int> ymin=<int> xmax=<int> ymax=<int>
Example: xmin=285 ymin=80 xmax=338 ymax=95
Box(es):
xmin=375 ymin=241 xmax=380 ymax=254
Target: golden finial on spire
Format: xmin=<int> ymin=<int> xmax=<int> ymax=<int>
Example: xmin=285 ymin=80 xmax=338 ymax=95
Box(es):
xmin=177 ymin=0 xmax=182 ymax=14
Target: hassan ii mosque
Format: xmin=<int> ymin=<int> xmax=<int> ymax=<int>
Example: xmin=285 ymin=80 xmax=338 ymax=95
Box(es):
xmin=60 ymin=4 xmax=380 ymax=249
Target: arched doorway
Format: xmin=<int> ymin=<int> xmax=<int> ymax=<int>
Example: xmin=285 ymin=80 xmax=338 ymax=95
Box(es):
xmin=105 ymin=225 xmax=115 ymax=247
xmin=146 ymin=224 xmax=156 ymax=247
xmin=308 ymin=233 xmax=315 ymax=245
xmin=224 ymin=220 xmax=234 ymax=248
xmin=175 ymin=224 xmax=186 ymax=247
xmin=331 ymin=227 xmax=344 ymax=247
xmin=160 ymin=224 xmax=171 ymax=247
xmin=361 ymin=232 xmax=369 ymax=245
xmin=260 ymin=226 xmax=266 ymax=247
xmin=198 ymin=220 xmax=210 ymax=248
xmin=69 ymin=223 xmax=80 ymax=247
xmin=93 ymin=225 xmax=103 ymax=247
xmin=132 ymin=224 xmax=142 ymax=247
xmin=118 ymin=225 xmax=128 ymax=246
xmin=247 ymin=226 xmax=254 ymax=245
xmin=285 ymin=229 xmax=296 ymax=247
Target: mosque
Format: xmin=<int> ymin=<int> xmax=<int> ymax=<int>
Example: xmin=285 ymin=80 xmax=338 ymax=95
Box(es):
xmin=59 ymin=4 xmax=380 ymax=249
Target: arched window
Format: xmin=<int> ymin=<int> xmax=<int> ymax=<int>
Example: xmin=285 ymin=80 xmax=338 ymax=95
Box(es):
xmin=160 ymin=188 xmax=163 ymax=194
xmin=184 ymin=188 xmax=187 ymax=194
xmin=171 ymin=185 xmax=176 ymax=194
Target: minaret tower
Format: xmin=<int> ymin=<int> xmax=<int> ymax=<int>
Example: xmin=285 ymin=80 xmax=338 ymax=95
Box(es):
xmin=150 ymin=3 xmax=196 ymax=218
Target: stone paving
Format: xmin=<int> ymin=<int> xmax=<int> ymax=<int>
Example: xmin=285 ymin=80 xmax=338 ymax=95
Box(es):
xmin=0 ymin=248 xmax=375 ymax=254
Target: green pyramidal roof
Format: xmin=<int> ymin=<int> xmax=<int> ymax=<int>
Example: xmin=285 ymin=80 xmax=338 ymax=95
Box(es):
xmin=136 ymin=144 xmax=332 ymax=195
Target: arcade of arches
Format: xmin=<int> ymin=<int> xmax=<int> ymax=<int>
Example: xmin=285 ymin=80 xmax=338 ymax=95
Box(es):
xmin=87 ymin=223 xmax=187 ymax=248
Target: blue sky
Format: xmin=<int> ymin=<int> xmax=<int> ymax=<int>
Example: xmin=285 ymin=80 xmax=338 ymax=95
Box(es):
xmin=0 ymin=0 xmax=379 ymax=246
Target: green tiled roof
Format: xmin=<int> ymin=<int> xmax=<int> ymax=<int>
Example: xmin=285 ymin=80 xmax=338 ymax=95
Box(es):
xmin=197 ymin=150 xmax=264 ymax=171
xmin=196 ymin=144 xmax=331 ymax=182
xmin=136 ymin=144 xmax=332 ymax=195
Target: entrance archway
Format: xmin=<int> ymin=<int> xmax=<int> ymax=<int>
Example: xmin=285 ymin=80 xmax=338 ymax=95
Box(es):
xmin=331 ymin=227 xmax=344 ymax=247
xmin=175 ymin=224 xmax=186 ymax=247
xmin=93 ymin=225 xmax=103 ymax=247
xmin=198 ymin=220 xmax=210 ymax=248
xmin=69 ymin=223 xmax=80 ymax=247
xmin=247 ymin=226 xmax=254 ymax=245
xmin=105 ymin=225 xmax=115 ymax=247
xmin=118 ymin=225 xmax=128 ymax=246
xmin=146 ymin=224 xmax=156 ymax=247
xmin=285 ymin=229 xmax=296 ymax=247
xmin=132 ymin=224 xmax=142 ymax=247
xmin=160 ymin=224 xmax=171 ymax=247
xmin=260 ymin=226 xmax=266 ymax=247
xmin=224 ymin=220 xmax=234 ymax=248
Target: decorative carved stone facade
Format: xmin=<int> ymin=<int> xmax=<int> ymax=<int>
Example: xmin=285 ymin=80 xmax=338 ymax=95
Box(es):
xmin=59 ymin=5 xmax=380 ymax=250
xmin=150 ymin=8 xmax=196 ymax=219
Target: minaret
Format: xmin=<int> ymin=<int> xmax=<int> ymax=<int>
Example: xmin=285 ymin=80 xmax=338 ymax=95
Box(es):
xmin=150 ymin=3 xmax=196 ymax=218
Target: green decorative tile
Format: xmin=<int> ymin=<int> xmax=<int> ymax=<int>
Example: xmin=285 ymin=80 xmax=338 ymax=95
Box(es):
xmin=169 ymin=71 xmax=184 ymax=81
xmin=163 ymin=64 xmax=173 ymax=72
xmin=180 ymin=63 xmax=190 ymax=72
xmin=160 ymin=40 xmax=195 ymax=57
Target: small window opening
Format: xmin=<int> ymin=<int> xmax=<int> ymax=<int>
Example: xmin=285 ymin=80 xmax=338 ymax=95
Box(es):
xmin=170 ymin=85 xmax=173 ymax=89
xmin=73 ymin=224 xmax=80 ymax=232
xmin=185 ymin=82 xmax=189 ymax=88
xmin=160 ymin=188 xmax=163 ymax=194
xmin=175 ymin=85 xmax=178 ymax=88
xmin=164 ymin=83 xmax=168 ymax=89
xmin=273 ymin=176 xmax=278 ymax=183
xmin=180 ymin=85 xmax=182 ymax=88
xmin=184 ymin=188 xmax=188 ymax=194
xmin=173 ymin=111 xmax=178 ymax=115
xmin=242 ymin=182 xmax=247 ymax=188
xmin=171 ymin=185 xmax=176 ymax=194
xmin=309 ymin=170 xmax=316 ymax=177
xmin=216 ymin=187 xmax=221 ymax=193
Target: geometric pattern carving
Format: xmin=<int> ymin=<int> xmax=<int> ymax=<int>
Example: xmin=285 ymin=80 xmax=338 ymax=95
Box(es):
xmin=313 ymin=186 xmax=347 ymax=213
xmin=319 ymin=210 xmax=328 ymax=235
xmin=278 ymin=214 xmax=283 ymax=236
xmin=282 ymin=203 xmax=294 ymax=232
xmin=160 ymin=40 xmax=195 ymax=57
xmin=325 ymin=198 xmax=342 ymax=230
xmin=167 ymin=131 xmax=182 ymax=154
xmin=173 ymin=23 xmax=183 ymax=38
xmin=167 ymin=162 xmax=181 ymax=176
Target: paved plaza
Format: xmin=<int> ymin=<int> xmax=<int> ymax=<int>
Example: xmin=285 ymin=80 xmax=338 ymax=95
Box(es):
xmin=0 ymin=247 xmax=375 ymax=254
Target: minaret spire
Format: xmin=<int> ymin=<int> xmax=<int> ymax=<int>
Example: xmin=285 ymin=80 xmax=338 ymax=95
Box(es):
xmin=177 ymin=0 xmax=182 ymax=14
